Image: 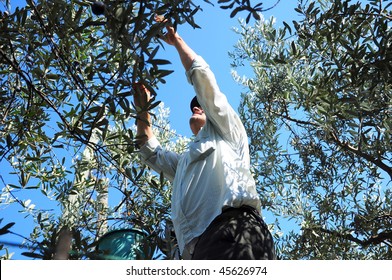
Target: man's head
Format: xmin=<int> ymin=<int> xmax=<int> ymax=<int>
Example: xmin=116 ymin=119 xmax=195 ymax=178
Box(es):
xmin=189 ymin=96 xmax=206 ymax=135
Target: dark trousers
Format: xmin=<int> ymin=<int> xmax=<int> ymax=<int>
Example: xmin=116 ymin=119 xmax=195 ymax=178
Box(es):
xmin=191 ymin=206 xmax=276 ymax=260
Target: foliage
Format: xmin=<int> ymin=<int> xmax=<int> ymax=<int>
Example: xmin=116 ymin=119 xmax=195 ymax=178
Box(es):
xmin=217 ymin=0 xmax=282 ymax=23
xmin=231 ymin=0 xmax=392 ymax=259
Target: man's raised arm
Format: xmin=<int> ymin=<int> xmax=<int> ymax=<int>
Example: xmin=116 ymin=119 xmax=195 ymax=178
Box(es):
xmin=158 ymin=17 xmax=197 ymax=71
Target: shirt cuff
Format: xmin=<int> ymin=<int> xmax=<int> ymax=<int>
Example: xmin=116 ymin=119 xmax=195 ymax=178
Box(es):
xmin=186 ymin=55 xmax=208 ymax=85
xmin=139 ymin=136 xmax=160 ymax=161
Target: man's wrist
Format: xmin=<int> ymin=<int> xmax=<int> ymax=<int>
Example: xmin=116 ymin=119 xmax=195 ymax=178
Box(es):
xmin=135 ymin=134 xmax=149 ymax=149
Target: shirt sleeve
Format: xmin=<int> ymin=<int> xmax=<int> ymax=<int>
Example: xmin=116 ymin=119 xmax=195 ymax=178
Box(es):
xmin=139 ymin=136 xmax=180 ymax=182
xmin=186 ymin=56 xmax=247 ymax=146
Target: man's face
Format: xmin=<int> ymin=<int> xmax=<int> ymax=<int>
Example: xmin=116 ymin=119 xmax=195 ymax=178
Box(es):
xmin=189 ymin=106 xmax=206 ymax=135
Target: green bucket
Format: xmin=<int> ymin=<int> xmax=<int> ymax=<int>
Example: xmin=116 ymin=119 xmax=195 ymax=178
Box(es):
xmin=95 ymin=229 xmax=149 ymax=260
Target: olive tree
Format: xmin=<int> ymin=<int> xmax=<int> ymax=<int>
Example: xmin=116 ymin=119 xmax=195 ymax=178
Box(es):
xmin=231 ymin=0 xmax=391 ymax=259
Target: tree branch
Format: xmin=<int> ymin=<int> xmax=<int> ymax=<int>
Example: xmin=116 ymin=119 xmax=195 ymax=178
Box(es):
xmin=315 ymin=227 xmax=392 ymax=248
xmin=330 ymin=131 xmax=392 ymax=180
xmin=0 ymin=48 xmax=73 ymax=133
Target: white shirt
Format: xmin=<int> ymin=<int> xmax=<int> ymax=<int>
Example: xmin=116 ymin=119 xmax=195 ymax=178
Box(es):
xmin=139 ymin=56 xmax=261 ymax=254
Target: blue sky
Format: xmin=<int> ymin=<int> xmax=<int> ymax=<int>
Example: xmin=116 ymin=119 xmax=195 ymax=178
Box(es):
xmin=0 ymin=0 xmax=300 ymax=259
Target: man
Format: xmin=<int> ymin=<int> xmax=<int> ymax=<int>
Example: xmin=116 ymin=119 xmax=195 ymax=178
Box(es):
xmin=133 ymin=22 xmax=276 ymax=260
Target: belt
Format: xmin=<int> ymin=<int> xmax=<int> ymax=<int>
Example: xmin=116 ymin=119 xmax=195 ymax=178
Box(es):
xmin=222 ymin=205 xmax=265 ymax=226
xmin=223 ymin=205 xmax=259 ymax=216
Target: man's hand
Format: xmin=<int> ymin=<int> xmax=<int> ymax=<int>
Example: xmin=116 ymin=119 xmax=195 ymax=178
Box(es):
xmin=132 ymin=82 xmax=151 ymax=111
xmin=155 ymin=14 xmax=196 ymax=71
xmin=155 ymin=14 xmax=178 ymax=46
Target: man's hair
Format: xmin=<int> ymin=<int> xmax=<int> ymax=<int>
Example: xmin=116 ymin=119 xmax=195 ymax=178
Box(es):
xmin=190 ymin=96 xmax=201 ymax=112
